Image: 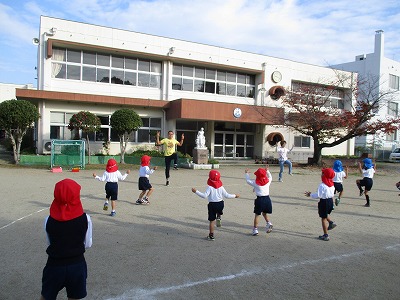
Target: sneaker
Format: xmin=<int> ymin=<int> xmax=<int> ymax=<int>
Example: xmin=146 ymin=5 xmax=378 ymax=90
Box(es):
xmin=103 ymin=203 xmax=109 ymax=211
xmin=335 ymin=197 xmax=340 ymax=206
xmin=143 ymin=197 xmax=150 ymax=204
xmin=207 ymin=234 xmax=215 ymax=241
xmin=216 ymin=218 xmax=222 ymax=227
xmin=173 ymin=166 xmax=179 ymax=170
xmin=136 ymin=199 xmax=143 ymax=205
xmin=266 ymin=222 xmax=273 ymax=233
xmin=252 ymin=228 xmax=259 ymax=236
xmin=289 ymin=173 xmax=293 ymax=176
xmin=166 ymin=180 xmax=169 ymax=186
xmin=364 ymin=203 xmax=370 ymax=207
xmin=278 ymin=178 xmax=283 ymax=182
xmin=328 ymin=222 xmax=337 ymax=230
xmin=359 ymin=190 xmax=364 ymax=197
xmin=110 ymin=211 xmax=116 ymax=217
xmin=318 ymin=234 xmax=329 ymax=241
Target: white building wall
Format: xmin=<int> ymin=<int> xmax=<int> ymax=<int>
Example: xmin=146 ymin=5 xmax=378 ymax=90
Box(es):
xmin=31 ymin=16 xmax=357 ymax=158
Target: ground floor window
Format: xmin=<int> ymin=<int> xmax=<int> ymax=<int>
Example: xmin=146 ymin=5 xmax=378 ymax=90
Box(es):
xmin=50 ymin=112 xmax=161 ymax=143
xmin=294 ymin=136 xmax=311 ymax=148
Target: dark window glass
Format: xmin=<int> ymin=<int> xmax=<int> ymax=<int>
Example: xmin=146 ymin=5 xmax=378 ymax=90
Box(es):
xmin=215 ymin=133 xmax=224 ymax=144
xmin=82 ymin=66 xmax=96 ymax=81
xmin=111 ymin=70 xmax=124 ymax=84
xmin=226 ymin=72 xmax=236 ymax=82
xmin=83 ymin=52 xmax=96 ymax=65
xmin=67 ymin=65 xmax=80 ymax=80
xmin=217 ymin=71 xmax=226 ymax=81
xmin=237 ymin=73 xmax=246 ymax=84
xmin=173 ymin=64 xmax=182 ymax=76
xmin=53 ymin=64 xmax=66 ymax=79
xmin=112 ymin=56 xmax=124 ymax=68
xmin=97 ymin=54 xmax=110 ymax=66
xmin=151 ymin=61 xmax=161 ymax=73
xmin=67 ymin=49 xmax=81 ymax=63
xmin=97 ymin=68 xmax=109 ymax=83
xmin=138 ymin=129 xmax=150 ymax=142
xmin=138 ymin=73 xmax=150 ymax=87
xmin=216 ymin=83 xmax=226 ymax=95
xmin=227 ymin=84 xmax=236 ymax=96
xmin=195 ymin=67 xmax=205 ymax=78
xmin=183 ymin=66 xmax=193 ymax=77
xmin=138 ymin=60 xmax=150 ymax=72
xmin=182 ymin=78 xmax=193 ymax=91
xmin=96 ymin=128 xmax=109 ymax=141
xmin=150 ymin=118 xmax=161 ymax=127
xmin=205 ymin=81 xmax=215 ymax=93
xmin=206 ymin=69 xmax=216 ymax=80
xmin=237 ymin=85 xmax=246 ymax=97
xmin=141 ymin=118 xmax=149 ymax=127
xmin=247 ymin=86 xmax=255 ymax=98
xmin=125 ymin=58 xmax=137 ymax=70
xmin=194 ymin=80 xmax=204 ymax=92
xmin=124 ymin=71 xmax=136 ymax=85
xmin=98 ymin=116 xmax=109 ymax=125
xmin=172 ymin=77 xmax=182 ymax=90
xmin=150 ymin=74 xmax=161 ymax=88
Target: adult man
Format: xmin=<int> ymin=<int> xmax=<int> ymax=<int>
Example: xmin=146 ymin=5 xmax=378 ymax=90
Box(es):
xmin=156 ymin=130 xmax=184 ymax=186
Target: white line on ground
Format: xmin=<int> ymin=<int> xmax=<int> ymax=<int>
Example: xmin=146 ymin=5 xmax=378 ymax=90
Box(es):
xmin=0 ymin=208 xmax=48 ymax=230
xmin=106 ymin=243 xmax=400 ymax=300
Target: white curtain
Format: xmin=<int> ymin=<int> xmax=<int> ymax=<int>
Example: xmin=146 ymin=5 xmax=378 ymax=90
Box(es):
xmin=51 ymin=49 xmax=65 ymax=78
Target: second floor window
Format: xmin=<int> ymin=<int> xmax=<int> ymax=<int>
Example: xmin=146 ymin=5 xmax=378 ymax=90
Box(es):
xmin=172 ymin=64 xmax=255 ymax=98
xmin=51 ymin=48 xmax=162 ymax=88
xmin=389 ymin=74 xmax=400 ymax=90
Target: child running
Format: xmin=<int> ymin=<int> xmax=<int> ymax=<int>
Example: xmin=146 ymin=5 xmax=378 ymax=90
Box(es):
xmin=93 ymin=158 xmax=130 ymax=216
xmin=332 ymin=160 xmax=348 ymax=206
xmin=356 ymin=158 xmax=376 ymax=207
xmin=136 ymin=155 xmax=157 ymax=205
xmin=191 ymin=170 xmax=239 ymax=241
xmin=245 ymin=167 xmax=273 ymax=236
xmin=305 ymin=168 xmax=336 ymax=241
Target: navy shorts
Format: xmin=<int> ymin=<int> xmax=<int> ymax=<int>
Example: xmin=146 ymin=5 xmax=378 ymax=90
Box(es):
xmin=138 ymin=177 xmax=152 ymax=191
xmin=105 ymin=182 xmax=118 ymax=200
xmin=41 ymin=260 xmax=87 ymax=300
xmin=207 ymin=201 xmax=224 ymax=221
xmin=359 ymin=177 xmax=373 ymax=191
xmin=253 ymin=195 xmax=272 ymax=215
xmin=334 ymin=182 xmax=343 ymax=193
xmin=318 ymin=198 xmax=334 ymax=218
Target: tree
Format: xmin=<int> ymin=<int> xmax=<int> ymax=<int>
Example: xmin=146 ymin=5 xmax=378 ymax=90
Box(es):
xmin=110 ymin=108 xmax=142 ymax=163
xmin=0 ymin=99 xmax=40 ymax=164
xmin=68 ymin=111 xmax=101 ymax=164
xmin=271 ymin=72 xmax=400 ymax=165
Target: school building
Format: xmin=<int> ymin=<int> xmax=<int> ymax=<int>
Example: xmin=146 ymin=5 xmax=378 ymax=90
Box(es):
xmin=16 ymin=16 xmax=355 ymax=161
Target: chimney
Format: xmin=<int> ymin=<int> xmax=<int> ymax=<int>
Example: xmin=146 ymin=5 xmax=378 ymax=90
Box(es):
xmin=374 ymin=30 xmax=384 ymax=58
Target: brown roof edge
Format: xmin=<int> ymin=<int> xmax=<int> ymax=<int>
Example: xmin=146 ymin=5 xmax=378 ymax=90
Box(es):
xmin=167 ymin=98 xmax=283 ymax=124
xmin=15 ymin=88 xmax=169 ymax=108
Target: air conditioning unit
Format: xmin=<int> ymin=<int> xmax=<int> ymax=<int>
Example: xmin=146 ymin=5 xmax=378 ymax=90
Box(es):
xmin=43 ymin=140 xmax=52 ymax=154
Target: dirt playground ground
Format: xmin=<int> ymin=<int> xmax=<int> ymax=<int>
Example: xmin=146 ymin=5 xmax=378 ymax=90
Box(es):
xmin=0 ymin=163 xmax=399 ymax=299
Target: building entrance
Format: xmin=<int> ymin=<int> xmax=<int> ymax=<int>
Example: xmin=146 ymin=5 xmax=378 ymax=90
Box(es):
xmin=214 ymin=132 xmax=254 ymax=159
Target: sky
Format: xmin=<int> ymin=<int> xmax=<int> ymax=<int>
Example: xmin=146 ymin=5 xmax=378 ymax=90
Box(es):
xmin=1 ymin=0 xmax=400 ymax=87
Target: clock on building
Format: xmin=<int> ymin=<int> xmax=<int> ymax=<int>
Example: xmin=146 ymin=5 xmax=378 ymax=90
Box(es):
xmin=271 ymin=71 xmax=282 ymax=83
xmin=233 ymin=107 xmax=242 ymax=118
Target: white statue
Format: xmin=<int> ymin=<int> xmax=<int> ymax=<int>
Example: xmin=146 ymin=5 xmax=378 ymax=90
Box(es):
xmin=195 ymin=127 xmax=206 ymax=149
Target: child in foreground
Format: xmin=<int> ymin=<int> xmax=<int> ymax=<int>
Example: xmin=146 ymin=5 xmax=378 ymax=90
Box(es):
xmin=40 ymin=178 xmax=93 ymax=300
xmin=136 ymin=155 xmax=157 ymax=205
xmin=305 ymin=168 xmax=336 ymax=241
xmin=191 ymin=170 xmax=239 ymax=240
xmin=93 ymin=158 xmax=130 ymax=216
xmin=245 ymin=167 xmax=274 ymax=236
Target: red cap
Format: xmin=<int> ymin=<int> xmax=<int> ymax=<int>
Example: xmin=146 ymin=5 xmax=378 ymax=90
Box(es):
xmin=50 ymin=179 xmax=84 ymax=221
xmin=207 ymin=170 xmax=223 ymax=189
